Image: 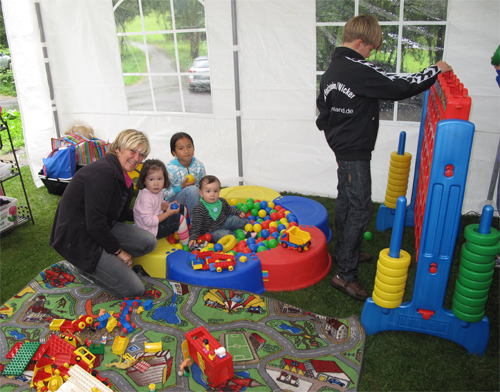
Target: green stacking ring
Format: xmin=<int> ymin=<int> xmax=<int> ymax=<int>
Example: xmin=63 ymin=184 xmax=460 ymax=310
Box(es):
xmin=460 ymin=256 xmax=496 ymax=273
xmin=452 ymin=297 xmax=484 ymax=315
xmin=452 ymin=305 xmax=485 ymax=323
xmin=465 ymin=241 xmax=500 ymax=256
xmin=464 ymin=224 xmax=499 ymax=246
xmin=458 ymin=274 xmax=493 ymax=290
xmin=459 ymin=264 xmax=495 ymax=282
xmin=461 ymin=244 xmax=495 ymax=264
xmin=455 ymin=279 xmax=490 ymax=299
xmin=453 ymin=289 xmax=488 ymax=308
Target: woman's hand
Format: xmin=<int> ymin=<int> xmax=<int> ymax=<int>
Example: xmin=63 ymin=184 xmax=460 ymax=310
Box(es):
xmin=116 ymin=250 xmax=133 ymax=267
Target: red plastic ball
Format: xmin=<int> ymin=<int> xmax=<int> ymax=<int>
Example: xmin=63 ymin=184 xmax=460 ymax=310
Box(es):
xmin=167 ymin=234 xmax=177 ymax=244
xmin=203 ymin=233 xmax=212 ymax=242
xmin=243 ymin=247 xmax=252 ymax=254
xmin=289 ymin=221 xmax=298 ymax=227
xmin=270 ymin=212 xmax=279 ymax=221
xmin=260 ymin=220 xmax=270 ymax=229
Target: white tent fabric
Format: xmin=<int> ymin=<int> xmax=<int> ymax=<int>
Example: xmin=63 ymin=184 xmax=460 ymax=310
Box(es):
xmin=1 ymin=0 xmax=499 ymax=215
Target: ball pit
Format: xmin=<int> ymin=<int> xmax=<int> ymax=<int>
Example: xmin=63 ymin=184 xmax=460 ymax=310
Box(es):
xmin=134 ymin=186 xmax=332 ymax=293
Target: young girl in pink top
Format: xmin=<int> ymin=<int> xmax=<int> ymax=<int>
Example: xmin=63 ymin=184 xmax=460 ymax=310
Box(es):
xmin=133 ymin=159 xmax=189 ymax=248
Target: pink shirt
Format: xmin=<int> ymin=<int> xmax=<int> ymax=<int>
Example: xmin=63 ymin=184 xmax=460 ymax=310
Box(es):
xmin=133 ymin=188 xmax=163 ymax=236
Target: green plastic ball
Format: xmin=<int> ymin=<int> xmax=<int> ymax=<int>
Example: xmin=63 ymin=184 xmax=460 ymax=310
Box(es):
xmin=364 ymin=231 xmax=372 ymax=240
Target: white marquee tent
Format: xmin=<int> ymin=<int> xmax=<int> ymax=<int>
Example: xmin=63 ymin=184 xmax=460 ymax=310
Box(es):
xmin=1 ymin=0 xmax=499 ymax=215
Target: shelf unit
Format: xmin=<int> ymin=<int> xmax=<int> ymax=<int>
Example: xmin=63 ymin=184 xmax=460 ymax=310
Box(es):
xmin=0 ymin=112 xmax=34 ymax=234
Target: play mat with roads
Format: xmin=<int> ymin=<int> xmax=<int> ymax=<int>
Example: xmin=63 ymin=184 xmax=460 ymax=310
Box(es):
xmin=0 ymin=261 xmax=365 ymax=392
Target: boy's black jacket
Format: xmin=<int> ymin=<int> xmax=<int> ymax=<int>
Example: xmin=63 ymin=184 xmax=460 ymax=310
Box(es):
xmin=316 ymin=46 xmax=440 ymax=161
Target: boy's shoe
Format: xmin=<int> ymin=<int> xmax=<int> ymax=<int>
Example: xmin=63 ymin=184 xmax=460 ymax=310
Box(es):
xmin=334 ymin=252 xmax=373 ymax=264
xmin=331 ymin=274 xmax=369 ymax=301
xmin=495 ymin=253 xmax=500 ymax=269
xmin=132 ymin=264 xmax=150 ymax=277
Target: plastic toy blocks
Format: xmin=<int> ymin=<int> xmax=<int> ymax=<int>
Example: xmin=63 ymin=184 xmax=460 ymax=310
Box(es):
xmin=67 ymin=364 xmax=114 ymax=392
xmin=2 ymin=341 xmax=40 ymax=376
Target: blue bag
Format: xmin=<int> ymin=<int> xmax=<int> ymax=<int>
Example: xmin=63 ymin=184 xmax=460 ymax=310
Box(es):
xmin=42 ymin=145 xmax=76 ymax=179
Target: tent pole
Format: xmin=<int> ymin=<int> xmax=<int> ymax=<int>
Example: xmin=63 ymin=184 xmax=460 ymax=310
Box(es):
xmin=231 ymin=0 xmax=243 ymax=186
xmin=34 ymin=1 xmax=61 ymax=138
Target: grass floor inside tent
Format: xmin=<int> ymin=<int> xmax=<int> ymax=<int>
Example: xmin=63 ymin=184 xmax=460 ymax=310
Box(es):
xmin=1 ymin=165 xmax=499 ymax=392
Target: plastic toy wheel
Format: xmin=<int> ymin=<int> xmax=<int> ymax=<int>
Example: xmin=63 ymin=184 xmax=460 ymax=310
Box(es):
xmin=78 ymin=321 xmax=87 ymax=330
xmin=75 ymin=356 xmax=82 ymax=362
xmin=464 ymin=224 xmax=499 ymax=246
xmin=218 ymin=235 xmax=237 ymax=252
xmin=85 ymin=316 xmax=93 ymax=325
xmin=282 ymin=242 xmax=288 ymax=249
xmin=216 ymin=266 xmax=222 ymax=273
xmin=297 ymin=246 xmax=303 ymax=252
xmin=228 ymin=266 xmax=234 ymax=271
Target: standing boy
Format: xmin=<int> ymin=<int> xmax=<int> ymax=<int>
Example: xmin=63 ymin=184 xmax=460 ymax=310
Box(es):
xmin=316 ymin=14 xmax=452 ymax=301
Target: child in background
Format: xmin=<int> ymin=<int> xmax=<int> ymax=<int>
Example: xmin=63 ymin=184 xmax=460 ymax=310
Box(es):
xmin=163 ymin=132 xmax=206 ymax=216
xmin=134 ymin=159 xmax=190 ymax=248
xmin=188 ymin=175 xmax=247 ymax=249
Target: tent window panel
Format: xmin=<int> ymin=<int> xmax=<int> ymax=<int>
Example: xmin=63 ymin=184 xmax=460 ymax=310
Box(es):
xmin=316 ymin=0 xmax=355 ymax=22
xmin=177 ymin=32 xmax=208 ymax=72
xmin=397 ymin=91 xmax=426 ymax=122
xmin=145 ymin=34 xmax=177 ymax=73
xmin=119 ymin=37 xmax=148 ymax=74
xmin=152 ymin=76 xmax=183 ymax=112
xmin=400 ymin=25 xmax=445 ymax=73
xmin=368 ymin=25 xmax=399 ymax=73
xmin=114 ymin=0 xmax=211 ymax=114
xmin=182 ymin=76 xmax=212 ymax=114
xmin=316 ymin=26 xmax=343 ymax=73
xmin=379 ymin=99 xmax=394 ymax=121
xmin=359 ymin=0 xmax=399 ymax=22
xmin=404 ymin=0 xmax=448 ymax=21
xmin=142 ymin=0 xmax=173 ymax=31
xmin=124 ymin=76 xmax=155 ymax=111
xmin=113 ymin=0 xmax=142 ymax=33
xmin=173 ymin=0 xmax=205 ymax=29
xmin=316 ymin=0 xmax=448 ymax=122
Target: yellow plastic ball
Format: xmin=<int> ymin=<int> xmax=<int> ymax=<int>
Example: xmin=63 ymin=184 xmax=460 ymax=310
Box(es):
xmin=245 ymin=223 xmax=253 ymax=232
xmin=284 ymin=210 xmax=290 ymax=216
xmin=174 ymin=243 xmax=183 ymax=250
xmin=258 ymin=210 xmax=267 ymax=218
xmin=269 ymin=221 xmax=278 ymax=229
xmin=253 ymin=223 xmax=262 ymax=233
xmin=282 ymin=222 xmax=289 ymax=229
xmin=229 ymin=198 xmax=238 ymax=206
xmin=185 ymin=174 xmax=195 ymax=183
xmin=280 ymin=218 xmax=289 ymax=224
xmin=267 ymin=201 xmax=275 ymax=209
xmin=174 ymin=232 xmax=179 ymax=240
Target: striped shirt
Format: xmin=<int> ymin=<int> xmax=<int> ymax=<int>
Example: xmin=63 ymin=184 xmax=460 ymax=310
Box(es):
xmin=189 ymin=198 xmax=242 ymax=241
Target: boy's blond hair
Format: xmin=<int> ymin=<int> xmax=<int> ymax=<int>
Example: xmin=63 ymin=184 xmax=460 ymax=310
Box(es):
xmin=342 ymin=14 xmax=383 ymax=50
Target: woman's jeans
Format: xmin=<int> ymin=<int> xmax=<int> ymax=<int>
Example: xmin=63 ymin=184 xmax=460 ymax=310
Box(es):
xmin=88 ymin=222 xmax=157 ymax=299
xmin=334 ymin=160 xmax=372 ymax=283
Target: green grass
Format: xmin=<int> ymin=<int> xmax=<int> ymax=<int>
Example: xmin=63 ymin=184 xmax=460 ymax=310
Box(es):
xmin=0 ymin=109 xmax=23 ymax=153
xmin=1 ymin=167 xmax=499 ymax=391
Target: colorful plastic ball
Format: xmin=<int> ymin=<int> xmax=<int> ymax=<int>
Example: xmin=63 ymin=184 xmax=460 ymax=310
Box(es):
xmin=256 ymin=232 xmax=262 ymax=238
xmin=248 ymin=244 xmax=258 ymax=253
xmin=174 ymin=243 xmax=183 ymax=250
xmin=253 ymin=202 xmax=261 ymax=210
xmin=167 ymin=234 xmax=176 ymax=244
xmin=275 ymin=205 xmax=282 ymax=211
xmin=213 ymin=243 xmax=223 ymax=252
xmin=260 ymin=220 xmax=270 ymax=230
xmin=230 ymin=199 xmax=238 ymax=206
xmin=260 ymin=200 xmax=268 ymax=209
xmin=246 ymin=201 xmax=254 ymax=210
xmin=271 ymin=232 xmax=280 ymax=239
xmin=261 ymin=240 xmax=269 ymax=248
xmin=286 ymin=213 xmax=297 ymax=223
xmin=268 ymin=201 xmax=275 ymax=209
xmin=235 ymin=229 xmax=246 ymax=241
xmin=251 ymin=208 xmax=259 ymax=217
xmin=256 ymin=245 xmax=267 ymax=253
xmin=270 ymin=212 xmax=279 ymax=221
xmin=183 ymin=244 xmax=191 ymax=251
xmin=269 ymin=226 xmax=278 ymax=234
xmin=269 ymin=221 xmax=278 ymax=229
xmin=268 ymin=238 xmax=278 ymax=248
xmin=277 ymin=223 xmax=286 ymax=232
xmin=265 ymin=207 xmax=272 ymax=214
xmin=171 ymin=202 xmax=179 ymax=210
xmin=240 ymin=205 xmax=249 ymax=213
xmin=246 ymin=198 xmax=254 ymax=204
xmin=243 ymin=247 xmax=252 ymax=254
xmin=256 ymin=218 xmax=263 ymax=224
xmin=279 ymin=218 xmax=288 ymax=225
xmin=260 ymin=229 xmax=270 ymax=239
xmin=364 ymin=231 xmax=373 ymax=240
xmin=246 ymin=237 xmax=256 ymax=245
xmin=245 ymin=223 xmax=253 ymax=232
xmin=245 ymin=211 xmax=252 ymax=219
xmin=236 ymin=202 xmax=244 ymax=209
xmin=203 ymin=233 xmax=213 ymax=242
xmin=258 ymin=209 xmax=267 ymax=218
xmin=289 ymin=221 xmax=298 ymax=227
xmin=264 ymin=215 xmax=271 ymax=221
xmin=228 ymin=250 xmax=237 ymax=255
xmin=192 ymin=249 xmax=200 ymax=255
xmin=277 ymin=210 xmax=286 ymax=219
xmin=248 ymin=215 xmax=256 ymax=221
xmin=255 ymin=237 xmax=265 ymax=243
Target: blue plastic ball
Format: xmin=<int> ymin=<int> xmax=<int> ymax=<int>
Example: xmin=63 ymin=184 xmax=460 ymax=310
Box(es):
xmin=265 ymin=207 xmax=272 ymax=213
xmin=278 ymin=224 xmax=286 ymax=232
xmin=271 ymin=232 xmax=280 ymax=239
xmin=260 ymin=200 xmax=268 ymax=209
xmin=260 ymin=229 xmax=270 ymax=239
xmin=246 ymin=237 xmax=256 ymax=245
xmin=286 ymin=213 xmax=297 ymax=223
xmin=248 ymin=244 xmax=258 ymax=253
